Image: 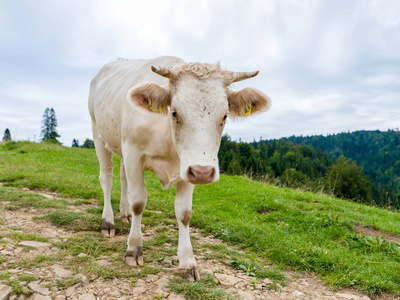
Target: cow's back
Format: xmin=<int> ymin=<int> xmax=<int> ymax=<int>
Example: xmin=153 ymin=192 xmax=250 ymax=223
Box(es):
xmin=88 ymin=56 xmax=185 ymax=156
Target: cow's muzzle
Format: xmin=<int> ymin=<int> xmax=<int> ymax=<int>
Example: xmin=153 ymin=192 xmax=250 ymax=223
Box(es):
xmin=187 ymin=165 xmax=215 ymax=184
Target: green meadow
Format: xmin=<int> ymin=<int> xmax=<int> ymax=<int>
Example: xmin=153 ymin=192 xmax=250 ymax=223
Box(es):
xmin=1 ymin=141 xmax=399 ymax=296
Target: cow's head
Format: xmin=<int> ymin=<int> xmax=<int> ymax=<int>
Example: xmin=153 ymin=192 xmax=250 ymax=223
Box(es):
xmin=128 ymin=62 xmax=270 ymax=185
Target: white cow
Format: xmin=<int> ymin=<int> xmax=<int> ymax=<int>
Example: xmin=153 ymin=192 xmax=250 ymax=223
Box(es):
xmin=88 ymin=56 xmax=270 ymax=280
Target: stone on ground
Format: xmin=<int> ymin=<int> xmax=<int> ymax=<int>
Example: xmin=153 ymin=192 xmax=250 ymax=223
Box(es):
xmin=335 ymin=293 xmax=371 ymax=300
xmin=78 ymin=293 xmax=96 ymax=300
xmin=132 ymin=286 xmax=147 ymax=296
xmin=167 ymin=292 xmax=185 ymax=300
xmin=0 ymin=284 xmax=12 ymax=300
xmin=18 ymin=241 xmax=51 ymax=251
xmin=31 ymin=295 xmax=52 ymax=300
xmin=214 ymin=273 xmax=243 ymax=286
xmin=237 ymin=290 xmax=255 ymax=300
xmin=51 ymin=265 xmax=73 ymax=278
xmin=75 ymin=273 xmax=88 ymax=283
xmin=27 ymin=281 xmax=51 ymax=296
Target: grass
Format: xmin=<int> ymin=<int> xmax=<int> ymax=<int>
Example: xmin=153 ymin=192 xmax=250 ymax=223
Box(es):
xmin=167 ymin=273 xmax=237 ymax=300
xmin=40 ymin=210 xmax=101 ymax=232
xmin=3 ymin=232 xmax=49 ymax=243
xmin=0 ymin=186 xmax=68 ymax=210
xmin=0 ymin=141 xmax=399 ymax=296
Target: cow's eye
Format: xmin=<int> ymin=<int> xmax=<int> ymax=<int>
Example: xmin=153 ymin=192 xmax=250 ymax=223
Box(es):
xmin=221 ymin=114 xmax=228 ymax=126
xmin=171 ymin=110 xmax=179 ymax=123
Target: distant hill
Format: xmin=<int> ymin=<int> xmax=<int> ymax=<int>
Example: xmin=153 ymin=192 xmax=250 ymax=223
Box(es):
xmin=219 ymin=134 xmax=375 ymax=207
xmin=281 ymin=130 xmax=400 ymax=208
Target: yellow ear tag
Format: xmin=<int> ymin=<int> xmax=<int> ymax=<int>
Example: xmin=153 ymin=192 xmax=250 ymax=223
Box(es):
xmin=149 ymin=100 xmax=162 ymax=113
xmin=244 ymin=105 xmax=252 ymax=116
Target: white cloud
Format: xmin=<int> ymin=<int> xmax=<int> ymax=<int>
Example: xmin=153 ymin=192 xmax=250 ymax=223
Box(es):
xmin=1 ymin=0 xmax=400 ymax=146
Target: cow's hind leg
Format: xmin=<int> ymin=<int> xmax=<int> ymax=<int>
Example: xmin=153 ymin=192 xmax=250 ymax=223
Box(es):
xmin=93 ymin=128 xmax=115 ymax=238
xmin=123 ymin=160 xmax=147 ymax=266
xmin=175 ymin=181 xmax=199 ymax=281
xmin=119 ymin=159 xmax=131 ymax=223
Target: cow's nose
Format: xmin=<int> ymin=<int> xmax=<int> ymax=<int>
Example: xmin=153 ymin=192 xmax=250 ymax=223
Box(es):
xmin=187 ymin=165 xmax=215 ymax=184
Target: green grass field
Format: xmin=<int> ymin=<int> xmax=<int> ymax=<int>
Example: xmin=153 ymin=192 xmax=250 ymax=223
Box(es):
xmin=1 ymin=141 xmax=399 ymax=296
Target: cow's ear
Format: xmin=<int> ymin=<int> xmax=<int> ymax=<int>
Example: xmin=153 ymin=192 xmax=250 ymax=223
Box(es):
xmin=128 ymin=82 xmax=171 ymax=114
xmin=227 ymin=88 xmax=270 ymax=118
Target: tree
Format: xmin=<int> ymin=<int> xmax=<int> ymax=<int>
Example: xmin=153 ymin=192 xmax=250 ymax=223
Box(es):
xmin=81 ymin=138 xmax=95 ymax=149
xmin=227 ymin=153 xmax=242 ymax=175
xmin=2 ymin=128 xmax=11 ymax=141
xmin=325 ymin=156 xmax=372 ymax=203
xmin=41 ymin=108 xmax=60 ymax=142
xmin=72 ymin=139 xmax=79 ymax=147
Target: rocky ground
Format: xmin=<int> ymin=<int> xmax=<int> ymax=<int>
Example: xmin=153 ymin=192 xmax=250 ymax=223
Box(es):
xmin=0 ymin=188 xmax=397 ymax=300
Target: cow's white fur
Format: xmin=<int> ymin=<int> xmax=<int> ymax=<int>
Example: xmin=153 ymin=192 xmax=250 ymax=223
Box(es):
xmin=88 ymin=56 xmax=270 ymax=280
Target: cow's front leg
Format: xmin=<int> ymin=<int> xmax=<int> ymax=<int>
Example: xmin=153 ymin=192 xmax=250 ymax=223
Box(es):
xmin=119 ymin=159 xmax=132 ymax=223
xmin=175 ymin=181 xmax=199 ymax=281
xmin=124 ymin=162 xmax=147 ymax=267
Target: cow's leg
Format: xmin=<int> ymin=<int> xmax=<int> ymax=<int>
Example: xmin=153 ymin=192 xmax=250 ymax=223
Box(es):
xmin=124 ymin=161 xmax=147 ymax=266
xmin=92 ymin=129 xmax=115 ymax=238
xmin=119 ymin=159 xmax=131 ymax=223
xmin=175 ymin=181 xmax=199 ymax=281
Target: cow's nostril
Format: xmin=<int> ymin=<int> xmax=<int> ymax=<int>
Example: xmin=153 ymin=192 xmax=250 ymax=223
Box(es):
xmin=188 ymin=167 xmax=196 ymax=181
xmin=188 ymin=165 xmax=215 ymax=184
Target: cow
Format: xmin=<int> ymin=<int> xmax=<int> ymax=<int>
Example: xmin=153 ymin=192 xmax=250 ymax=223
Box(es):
xmin=88 ymin=56 xmax=270 ymax=281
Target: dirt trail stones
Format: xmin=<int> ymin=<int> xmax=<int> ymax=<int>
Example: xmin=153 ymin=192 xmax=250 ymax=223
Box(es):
xmin=18 ymin=241 xmax=51 ymax=251
xmin=167 ymin=292 xmax=185 ymax=300
xmin=0 ymin=284 xmax=12 ymax=300
xmin=31 ymin=295 xmax=52 ymax=300
xmin=214 ymin=273 xmax=243 ymax=286
xmin=50 ymin=265 xmax=73 ymax=278
xmin=0 ymin=247 xmax=14 ymax=256
xmin=335 ymin=293 xmax=371 ymax=300
xmin=0 ymin=188 xmax=385 ymax=300
xmin=27 ymin=281 xmax=51 ymax=296
xmin=78 ymin=293 xmax=96 ymax=300
xmin=95 ymin=259 xmax=111 ymax=266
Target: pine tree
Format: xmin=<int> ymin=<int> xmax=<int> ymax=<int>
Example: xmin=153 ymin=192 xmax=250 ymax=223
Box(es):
xmin=72 ymin=139 xmax=79 ymax=147
xmin=41 ymin=108 xmax=50 ymax=140
xmin=2 ymin=128 xmax=11 ymax=141
xmin=41 ymin=107 xmax=60 ymax=141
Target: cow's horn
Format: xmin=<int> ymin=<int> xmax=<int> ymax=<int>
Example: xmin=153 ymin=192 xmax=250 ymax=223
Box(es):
xmin=230 ymin=70 xmax=259 ymax=83
xmin=151 ymin=66 xmax=171 ymax=78
xmin=226 ymin=71 xmax=260 ymax=85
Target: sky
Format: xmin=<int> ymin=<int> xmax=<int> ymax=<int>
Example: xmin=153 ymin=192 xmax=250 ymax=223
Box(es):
xmin=1 ymin=0 xmax=399 ymax=146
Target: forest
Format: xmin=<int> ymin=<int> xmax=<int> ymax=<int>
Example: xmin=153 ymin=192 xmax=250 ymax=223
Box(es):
xmin=283 ymin=129 xmax=400 ymax=208
xmin=218 ymin=129 xmax=400 ymax=209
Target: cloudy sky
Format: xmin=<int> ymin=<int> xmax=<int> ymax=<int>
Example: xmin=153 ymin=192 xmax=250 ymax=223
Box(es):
xmin=1 ymin=0 xmax=399 ymax=145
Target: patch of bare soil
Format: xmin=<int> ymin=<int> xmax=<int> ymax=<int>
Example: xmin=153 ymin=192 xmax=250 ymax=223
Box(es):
xmin=0 ymin=189 xmax=398 ymax=300
xmin=355 ymin=225 xmax=400 ymax=245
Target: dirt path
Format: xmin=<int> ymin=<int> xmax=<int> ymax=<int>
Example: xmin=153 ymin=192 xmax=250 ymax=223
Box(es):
xmin=0 ymin=188 xmax=397 ymax=300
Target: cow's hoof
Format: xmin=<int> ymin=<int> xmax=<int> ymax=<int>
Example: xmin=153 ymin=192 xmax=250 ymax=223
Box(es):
xmin=119 ymin=216 xmax=129 ymax=223
xmin=120 ymin=215 xmax=131 ymax=223
xmin=179 ymin=267 xmax=200 ymax=281
xmin=101 ymin=219 xmax=115 ymax=238
xmin=124 ymin=247 xmax=144 ymax=267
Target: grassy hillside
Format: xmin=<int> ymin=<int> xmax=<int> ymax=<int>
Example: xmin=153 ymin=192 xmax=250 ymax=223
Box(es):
xmin=1 ymin=141 xmax=399 ymax=296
